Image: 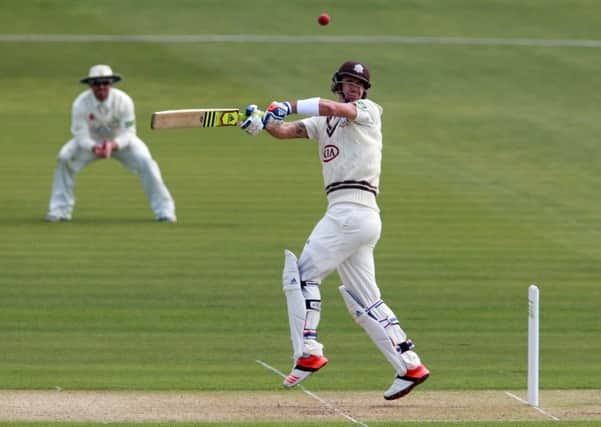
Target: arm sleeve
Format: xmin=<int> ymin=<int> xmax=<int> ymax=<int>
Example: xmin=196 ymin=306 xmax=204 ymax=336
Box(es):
xmin=301 ymin=117 xmax=319 ymax=141
xmin=113 ymin=94 xmax=137 ymax=150
xmin=70 ymin=100 xmax=96 ymax=151
xmin=352 ymin=99 xmax=380 ymax=126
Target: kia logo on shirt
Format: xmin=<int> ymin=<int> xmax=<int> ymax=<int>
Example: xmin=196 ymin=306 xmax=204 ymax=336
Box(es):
xmin=323 ymin=144 xmax=339 ymax=162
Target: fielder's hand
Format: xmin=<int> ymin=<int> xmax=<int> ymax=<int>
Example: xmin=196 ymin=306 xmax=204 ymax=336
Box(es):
xmin=93 ymin=140 xmax=117 ymax=158
xmin=263 ymin=101 xmax=291 ymax=126
xmin=240 ymin=104 xmax=264 ymax=136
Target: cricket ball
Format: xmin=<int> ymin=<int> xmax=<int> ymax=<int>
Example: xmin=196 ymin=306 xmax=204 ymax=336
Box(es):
xmin=318 ymin=13 xmax=330 ymax=26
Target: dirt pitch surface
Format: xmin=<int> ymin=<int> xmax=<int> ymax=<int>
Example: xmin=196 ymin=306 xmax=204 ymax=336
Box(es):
xmin=0 ymin=390 xmax=600 ymax=423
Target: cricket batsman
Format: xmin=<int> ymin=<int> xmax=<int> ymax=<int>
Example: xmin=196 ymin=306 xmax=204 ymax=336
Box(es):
xmin=241 ymin=61 xmax=430 ymax=400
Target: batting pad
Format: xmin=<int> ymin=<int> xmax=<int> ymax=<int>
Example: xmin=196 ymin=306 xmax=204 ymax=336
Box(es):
xmin=339 ymin=285 xmax=407 ymax=375
xmin=283 ymin=250 xmax=305 ymax=360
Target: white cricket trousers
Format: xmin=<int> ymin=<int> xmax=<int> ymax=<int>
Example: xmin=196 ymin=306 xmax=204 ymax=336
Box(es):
xmin=298 ymin=202 xmax=383 ymax=307
xmin=47 ymin=137 xmax=175 ymax=219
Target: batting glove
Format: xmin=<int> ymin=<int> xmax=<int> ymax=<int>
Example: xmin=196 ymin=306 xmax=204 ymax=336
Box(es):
xmin=263 ymin=101 xmax=292 ymax=127
xmin=240 ymin=104 xmax=264 ymax=136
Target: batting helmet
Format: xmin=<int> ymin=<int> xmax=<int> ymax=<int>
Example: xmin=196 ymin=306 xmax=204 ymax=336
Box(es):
xmin=330 ymin=61 xmax=371 ymax=98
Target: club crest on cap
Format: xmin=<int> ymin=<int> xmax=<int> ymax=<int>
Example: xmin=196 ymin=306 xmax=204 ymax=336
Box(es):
xmin=354 ymin=64 xmax=365 ymax=74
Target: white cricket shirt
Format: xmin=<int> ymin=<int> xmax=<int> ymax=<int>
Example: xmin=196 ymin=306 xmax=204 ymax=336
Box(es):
xmin=302 ymin=98 xmax=383 ymax=210
xmin=70 ymin=87 xmax=137 ymax=150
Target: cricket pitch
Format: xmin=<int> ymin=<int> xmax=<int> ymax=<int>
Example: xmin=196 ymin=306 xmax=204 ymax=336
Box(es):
xmin=0 ymin=390 xmax=599 ymax=423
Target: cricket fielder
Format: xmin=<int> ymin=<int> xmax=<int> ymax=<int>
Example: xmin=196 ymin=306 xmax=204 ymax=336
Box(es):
xmin=241 ymin=61 xmax=429 ymax=400
xmin=45 ymin=64 xmax=176 ymax=223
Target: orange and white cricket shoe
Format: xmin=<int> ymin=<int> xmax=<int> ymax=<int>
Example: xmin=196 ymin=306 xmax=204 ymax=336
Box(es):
xmin=283 ymin=355 xmax=329 ymax=388
xmin=383 ymin=364 xmax=430 ymax=400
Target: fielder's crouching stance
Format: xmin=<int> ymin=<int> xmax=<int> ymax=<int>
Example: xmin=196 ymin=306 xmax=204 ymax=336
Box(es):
xmin=242 ymin=61 xmax=429 ymax=400
xmin=45 ymin=65 xmax=176 ymax=223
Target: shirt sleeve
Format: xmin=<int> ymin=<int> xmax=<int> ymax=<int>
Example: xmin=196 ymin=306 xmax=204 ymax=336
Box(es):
xmin=70 ymin=98 xmax=96 ymax=151
xmin=352 ymin=99 xmax=381 ymax=126
xmin=301 ymin=116 xmax=320 ymax=141
xmin=113 ymin=93 xmax=137 ymax=150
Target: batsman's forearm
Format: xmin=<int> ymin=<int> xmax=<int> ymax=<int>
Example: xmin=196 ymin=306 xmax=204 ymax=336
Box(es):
xmin=265 ymin=121 xmax=308 ymax=139
xmin=264 ymin=123 xmax=287 ymax=139
xmin=289 ymin=98 xmax=319 ymax=116
xmin=289 ymin=97 xmax=323 ymax=117
xmin=291 ymin=98 xmax=355 ymax=119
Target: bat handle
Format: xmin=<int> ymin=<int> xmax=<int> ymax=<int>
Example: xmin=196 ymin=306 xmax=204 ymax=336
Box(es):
xmin=242 ymin=105 xmax=264 ymax=120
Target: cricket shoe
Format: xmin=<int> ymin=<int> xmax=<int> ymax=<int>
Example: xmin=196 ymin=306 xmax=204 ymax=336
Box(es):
xmin=157 ymin=215 xmax=177 ymax=223
xmin=283 ymin=355 xmax=328 ymax=388
xmin=44 ymin=213 xmax=71 ymax=222
xmin=383 ymin=364 xmax=430 ymax=400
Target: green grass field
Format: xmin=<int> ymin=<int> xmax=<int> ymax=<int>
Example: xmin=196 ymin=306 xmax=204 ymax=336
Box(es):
xmin=1 ymin=0 xmax=600 ymax=425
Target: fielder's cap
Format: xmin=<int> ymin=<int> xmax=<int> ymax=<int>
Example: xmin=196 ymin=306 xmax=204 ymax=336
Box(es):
xmin=80 ymin=64 xmax=122 ymax=85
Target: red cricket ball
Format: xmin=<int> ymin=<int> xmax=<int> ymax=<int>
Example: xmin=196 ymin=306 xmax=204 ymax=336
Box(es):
xmin=318 ymin=13 xmax=330 ymax=26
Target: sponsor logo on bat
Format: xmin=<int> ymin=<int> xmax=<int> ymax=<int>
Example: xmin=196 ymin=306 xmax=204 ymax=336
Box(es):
xmin=221 ymin=112 xmax=239 ymax=126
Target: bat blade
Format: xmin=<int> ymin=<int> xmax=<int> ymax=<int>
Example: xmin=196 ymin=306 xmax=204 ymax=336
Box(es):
xmin=151 ymin=108 xmax=243 ymax=129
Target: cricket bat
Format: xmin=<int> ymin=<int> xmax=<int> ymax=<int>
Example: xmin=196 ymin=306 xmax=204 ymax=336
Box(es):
xmin=151 ymin=108 xmax=245 ymax=130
